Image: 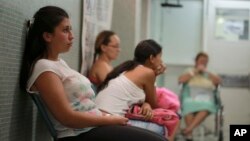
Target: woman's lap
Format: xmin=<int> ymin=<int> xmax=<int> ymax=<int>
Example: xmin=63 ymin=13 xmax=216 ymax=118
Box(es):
xmin=128 ymin=119 xmax=165 ymax=135
xmin=58 ymin=125 xmax=167 ymax=141
xmin=182 ymin=98 xmax=216 ymax=116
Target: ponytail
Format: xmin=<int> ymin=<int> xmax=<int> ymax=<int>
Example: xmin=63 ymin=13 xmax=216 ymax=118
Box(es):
xmin=97 ymin=39 xmax=162 ymax=92
xmin=97 ymin=60 xmax=139 ymax=92
xmin=19 ymin=6 xmax=69 ymax=90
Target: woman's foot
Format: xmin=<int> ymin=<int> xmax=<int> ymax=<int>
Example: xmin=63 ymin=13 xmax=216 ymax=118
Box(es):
xmin=182 ymin=128 xmax=193 ymax=141
xmin=184 ymin=134 xmax=193 ymax=141
xmin=185 ymin=138 xmax=193 ymax=141
xmin=182 ymin=127 xmax=193 ymax=136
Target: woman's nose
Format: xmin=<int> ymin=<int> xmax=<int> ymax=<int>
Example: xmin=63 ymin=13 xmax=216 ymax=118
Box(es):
xmin=69 ymin=31 xmax=74 ymax=40
xmin=117 ymin=46 xmax=121 ymax=52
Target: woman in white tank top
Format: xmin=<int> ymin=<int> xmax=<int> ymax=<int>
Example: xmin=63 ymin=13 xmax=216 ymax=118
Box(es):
xmin=95 ymin=39 xmax=167 ymax=136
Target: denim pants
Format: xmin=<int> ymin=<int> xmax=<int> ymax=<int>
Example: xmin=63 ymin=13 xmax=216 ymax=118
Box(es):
xmin=128 ymin=120 xmax=166 ymax=136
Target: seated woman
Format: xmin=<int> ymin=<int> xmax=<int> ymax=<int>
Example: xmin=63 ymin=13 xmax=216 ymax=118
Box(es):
xmin=178 ymin=52 xmax=221 ymax=141
xmin=88 ymin=30 xmax=120 ymax=87
xmin=19 ymin=6 xmax=167 ymax=141
xmin=95 ymin=40 xmax=179 ymax=138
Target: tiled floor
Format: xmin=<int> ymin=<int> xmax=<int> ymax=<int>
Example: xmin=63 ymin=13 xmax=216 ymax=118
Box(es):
xmin=174 ymin=120 xmax=224 ymax=141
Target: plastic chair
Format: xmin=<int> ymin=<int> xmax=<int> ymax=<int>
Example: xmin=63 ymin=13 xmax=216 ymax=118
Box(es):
xmin=91 ymin=83 xmax=98 ymax=95
xmin=30 ymin=94 xmax=57 ymax=141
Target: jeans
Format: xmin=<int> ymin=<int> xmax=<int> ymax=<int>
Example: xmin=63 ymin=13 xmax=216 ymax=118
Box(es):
xmin=128 ymin=119 xmax=166 ymax=136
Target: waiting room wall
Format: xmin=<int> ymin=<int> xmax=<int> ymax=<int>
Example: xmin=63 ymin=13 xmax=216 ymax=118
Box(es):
xmin=0 ymin=0 xmax=82 ymax=140
xmin=0 ymin=0 xmax=140 ymax=140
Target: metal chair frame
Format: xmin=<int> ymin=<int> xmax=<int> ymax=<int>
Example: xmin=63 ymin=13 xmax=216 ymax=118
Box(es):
xmin=179 ymin=84 xmax=224 ymax=141
xmin=30 ymin=94 xmax=57 ymax=141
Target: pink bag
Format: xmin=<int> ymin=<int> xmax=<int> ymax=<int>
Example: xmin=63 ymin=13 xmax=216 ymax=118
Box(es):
xmin=156 ymin=87 xmax=180 ymax=112
xmin=125 ymin=105 xmax=179 ymax=136
xmin=125 ymin=87 xmax=180 ymax=137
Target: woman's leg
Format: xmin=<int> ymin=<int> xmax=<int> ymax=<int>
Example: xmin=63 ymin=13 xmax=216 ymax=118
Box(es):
xmin=58 ymin=125 xmax=167 ymax=141
xmin=184 ymin=110 xmax=209 ymax=135
xmin=185 ymin=113 xmax=194 ymax=128
xmin=183 ymin=113 xmax=195 ymax=138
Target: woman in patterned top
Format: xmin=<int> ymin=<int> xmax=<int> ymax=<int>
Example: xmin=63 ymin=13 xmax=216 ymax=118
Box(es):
xmin=19 ymin=6 xmax=167 ymax=141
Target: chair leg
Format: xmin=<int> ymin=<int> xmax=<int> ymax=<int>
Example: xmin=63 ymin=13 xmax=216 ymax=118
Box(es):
xmin=199 ymin=125 xmax=205 ymax=141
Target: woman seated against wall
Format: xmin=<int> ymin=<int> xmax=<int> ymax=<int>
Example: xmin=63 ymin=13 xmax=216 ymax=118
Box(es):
xmin=178 ymin=52 xmax=221 ymax=141
xmin=19 ymin=6 xmax=167 ymax=141
xmin=88 ymin=30 xmax=120 ymax=87
xmin=95 ymin=40 xmax=181 ymax=140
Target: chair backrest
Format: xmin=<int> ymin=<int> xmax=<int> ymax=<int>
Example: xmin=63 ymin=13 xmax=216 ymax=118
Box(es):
xmin=30 ymin=94 xmax=57 ymax=141
xmin=91 ymin=83 xmax=98 ymax=95
xmin=213 ymin=85 xmax=223 ymax=110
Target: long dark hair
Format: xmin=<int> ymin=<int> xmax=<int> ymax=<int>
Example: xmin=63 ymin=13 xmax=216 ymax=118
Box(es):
xmin=97 ymin=39 xmax=162 ymax=92
xmin=93 ymin=30 xmax=116 ymax=63
xmin=19 ymin=6 xmax=69 ymax=90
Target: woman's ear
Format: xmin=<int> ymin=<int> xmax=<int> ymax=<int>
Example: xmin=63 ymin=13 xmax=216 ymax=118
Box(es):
xmin=149 ymin=55 xmax=155 ymax=63
xmin=43 ymin=32 xmax=52 ymax=42
xmin=100 ymin=44 xmax=107 ymax=53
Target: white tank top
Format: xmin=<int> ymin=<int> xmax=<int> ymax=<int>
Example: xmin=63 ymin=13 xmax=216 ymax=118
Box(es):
xmin=95 ymin=74 xmax=145 ymax=116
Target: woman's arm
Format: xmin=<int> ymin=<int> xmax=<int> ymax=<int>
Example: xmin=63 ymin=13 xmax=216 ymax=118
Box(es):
xmin=207 ymin=71 xmax=221 ymax=86
xmin=94 ymin=62 xmax=112 ymax=83
xmin=34 ymin=72 xmax=128 ymax=128
xmin=178 ymin=69 xmax=195 ymax=84
xmin=142 ymin=69 xmax=158 ymax=109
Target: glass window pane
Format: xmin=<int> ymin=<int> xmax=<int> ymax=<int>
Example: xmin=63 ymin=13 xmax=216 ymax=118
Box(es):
xmin=215 ymin=8 xmax=249 ymax=41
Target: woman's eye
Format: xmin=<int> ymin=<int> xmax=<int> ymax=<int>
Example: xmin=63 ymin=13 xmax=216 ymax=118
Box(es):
xmin=63 ymin=28 xmax=69 ymax=32
xmin=63 ymin=27 xmax=72 ymax=33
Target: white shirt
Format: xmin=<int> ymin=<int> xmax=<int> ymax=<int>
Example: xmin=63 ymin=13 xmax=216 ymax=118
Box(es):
xmin=27 ymin=59 xmax=102 ymax=138
xmin=95 ymin=74 xmax=145 ymax=116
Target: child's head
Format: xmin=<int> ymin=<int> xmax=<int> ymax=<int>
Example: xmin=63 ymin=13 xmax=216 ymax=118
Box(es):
xmin=134 ymin=39 xmax=163 ymax=70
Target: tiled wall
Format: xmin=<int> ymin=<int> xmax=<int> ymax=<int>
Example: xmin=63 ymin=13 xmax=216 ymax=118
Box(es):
xmin=0 ymin=0 xmax=82 ymax=141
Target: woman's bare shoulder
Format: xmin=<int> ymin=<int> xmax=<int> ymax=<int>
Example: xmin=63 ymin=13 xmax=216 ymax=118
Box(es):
xmin=91 ymin=60 xmax=108 ymax=71
xmin=133 ymin=65 xmax=155 ymax=79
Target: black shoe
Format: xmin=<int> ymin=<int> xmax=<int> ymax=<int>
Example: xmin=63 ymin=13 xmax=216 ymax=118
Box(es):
xmin=185 ymin=139 xmax=193 ymax=141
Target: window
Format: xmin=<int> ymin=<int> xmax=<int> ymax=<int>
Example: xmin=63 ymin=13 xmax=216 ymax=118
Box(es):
xmin=215 ymin=9 xmax=249 ymax=41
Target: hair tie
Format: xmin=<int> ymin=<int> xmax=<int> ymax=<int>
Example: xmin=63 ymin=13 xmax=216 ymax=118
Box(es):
xmin=27 ymin=18 xmax=35 ymax=27
xmin=26 ymin=18 xmax=35 ymax=38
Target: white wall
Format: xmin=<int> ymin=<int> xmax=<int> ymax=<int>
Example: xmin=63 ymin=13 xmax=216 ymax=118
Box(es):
xmin=111 ymin=0 xmax=136 ymax=66
xmin=148 ymin=1 xmax=250 ymax=141
xmin=206 ymin=0 xmax=250 ymax=140
xmin=150 ymin=0 xmax=203 ymax=65
xmin=149 ymin=0 xmax=203 ymax=94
